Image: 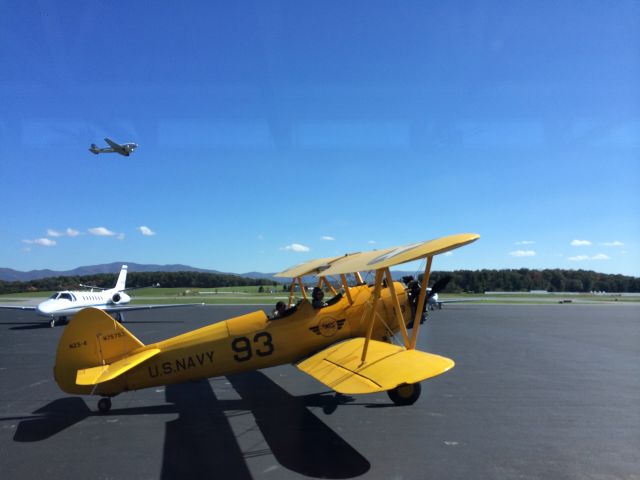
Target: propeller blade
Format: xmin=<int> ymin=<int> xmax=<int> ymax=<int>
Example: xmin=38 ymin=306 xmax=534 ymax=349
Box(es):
xmin=428 ymin=276 xmax=451 ymax=298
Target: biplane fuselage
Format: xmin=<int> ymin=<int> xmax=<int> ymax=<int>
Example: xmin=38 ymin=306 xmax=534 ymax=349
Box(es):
xmin=55 ymin=283 xmax=410 ymax=396
xmin=55 ymin=233 xmax=479 ymax=413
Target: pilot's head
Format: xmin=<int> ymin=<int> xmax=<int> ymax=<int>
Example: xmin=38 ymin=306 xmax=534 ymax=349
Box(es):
xmin=312 ymin=287 xmax=324 ymax=300
xmin=275 ymin=301 xmax=286 ymax=312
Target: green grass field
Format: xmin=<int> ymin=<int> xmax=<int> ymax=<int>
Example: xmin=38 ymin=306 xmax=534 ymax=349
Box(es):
xmin=1 ymin=286 xmax=638 ymax=305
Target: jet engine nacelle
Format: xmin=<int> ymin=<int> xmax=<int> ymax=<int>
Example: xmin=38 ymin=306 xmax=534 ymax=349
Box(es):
xmin=110 ymin=292 xmax=130 ymax=304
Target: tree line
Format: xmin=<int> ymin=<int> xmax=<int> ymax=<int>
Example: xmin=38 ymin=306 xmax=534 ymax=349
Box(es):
xmin=0 ymin=268 xmax=638 ymax=295
xmin=423 ymin=269 xmax=640 ymax=293
xmin=0 ymin=271 xmax=277 ymax=295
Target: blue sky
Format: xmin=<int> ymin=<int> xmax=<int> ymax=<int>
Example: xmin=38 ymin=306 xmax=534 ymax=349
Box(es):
xmin=1 ymin=1 xmax=638 ymax=276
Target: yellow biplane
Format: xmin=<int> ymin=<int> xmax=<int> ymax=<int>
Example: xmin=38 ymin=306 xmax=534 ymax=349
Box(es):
xmin=54 ymin=233 xmax=479 ymax=413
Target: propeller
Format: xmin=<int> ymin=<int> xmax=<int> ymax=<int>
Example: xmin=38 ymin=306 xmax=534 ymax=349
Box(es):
xmin=405 ymin=275 xmax=452 ymax=328
xmin=428 ymin=276 xmax=451 ymax=299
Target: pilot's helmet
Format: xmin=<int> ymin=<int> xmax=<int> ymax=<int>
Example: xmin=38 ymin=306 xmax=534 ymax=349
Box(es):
xmin=312 ymin=287 xmax=324 ymax=299
xmin=275 ymin=301 xmax=286 ymax=311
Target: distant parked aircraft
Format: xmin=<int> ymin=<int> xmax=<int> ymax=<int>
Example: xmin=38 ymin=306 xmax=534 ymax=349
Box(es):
xmin=89 ymin=138 xmax=138 ymax=156
xmin=0 ymin=265 xmax=201 ymax=327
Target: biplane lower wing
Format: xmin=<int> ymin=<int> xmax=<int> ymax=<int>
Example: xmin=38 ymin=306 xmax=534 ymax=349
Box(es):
xmin=76 ymin=348 xmax=161 ymax=386
xmin=297 ymin=338 xmax=454 ymax=394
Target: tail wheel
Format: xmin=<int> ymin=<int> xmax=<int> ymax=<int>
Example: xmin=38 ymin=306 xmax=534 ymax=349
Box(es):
xmin=97 ymin=397 xmax=112 ymax=413
xmin=387 ymin=382 xmax=422 ymax=405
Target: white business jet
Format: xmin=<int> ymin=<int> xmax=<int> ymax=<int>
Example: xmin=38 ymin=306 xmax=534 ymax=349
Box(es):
xmin=0 ymin=265 xmax=202 ymax=327
xmin=89 ymin=138 xmax=138 ymax=156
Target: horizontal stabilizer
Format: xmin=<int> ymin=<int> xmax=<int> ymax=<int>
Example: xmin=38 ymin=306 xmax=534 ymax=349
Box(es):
xmin=297 ymin=338 xmax=454 ymax=394
xmin=76 ymin=348 xmax=160 ymax=385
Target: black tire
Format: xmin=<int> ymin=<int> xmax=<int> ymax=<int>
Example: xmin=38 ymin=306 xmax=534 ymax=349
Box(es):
xmin=97 ymin=397 xmax=112 ymax=413
xmin=387 ymin=383 xmax=422 ymax=405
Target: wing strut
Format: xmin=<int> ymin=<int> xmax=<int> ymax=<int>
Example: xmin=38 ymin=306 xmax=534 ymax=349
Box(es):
xmin=360 ymin=269 xmax=384 ymax=363
xmin=287 ymin=276 xmax=308 ymax=307
xmin=340 ymin=274 xmax=353 ymax=305
xmin=384 ymin=267 xmax=410 ymax=348
xmin=409 ymin=255 xmax=433 ymax=349
xmin=316 ymin=276 xmax=337 ymax=295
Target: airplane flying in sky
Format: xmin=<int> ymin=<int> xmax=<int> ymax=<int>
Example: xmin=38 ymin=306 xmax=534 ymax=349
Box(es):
xmin=0 ymin=265 xmax=201 ymax=327
xmin=89 ymin=138 xmax=138 ymax=156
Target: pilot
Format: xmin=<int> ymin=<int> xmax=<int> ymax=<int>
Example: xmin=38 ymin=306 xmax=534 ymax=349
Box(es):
xmin=311 ymin=287 xmax=327 ymax=309
xmin=272 ymin=301 xmax=287 ymax=318
xmin=271 ymin=301 xmax=295 ymax=319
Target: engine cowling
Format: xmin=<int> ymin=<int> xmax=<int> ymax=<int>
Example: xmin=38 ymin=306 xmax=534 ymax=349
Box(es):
xmin=110 ymin=292 xmax=131 ymax=304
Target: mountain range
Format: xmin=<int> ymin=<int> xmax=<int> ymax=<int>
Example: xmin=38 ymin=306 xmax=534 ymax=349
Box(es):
xmin=0 ymin=262 xmax=417 ymax=283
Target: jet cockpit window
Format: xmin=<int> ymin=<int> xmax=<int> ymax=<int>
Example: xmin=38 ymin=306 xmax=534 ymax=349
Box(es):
xmin=49 ymin=293 xmax=60 ymax=300
xmin=58 ymin=293 xmax=73 ymax=301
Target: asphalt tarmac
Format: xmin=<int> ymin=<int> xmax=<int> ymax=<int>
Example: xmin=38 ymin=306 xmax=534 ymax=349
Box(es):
xmin=0 ymin=304 xmax=638 ymax=479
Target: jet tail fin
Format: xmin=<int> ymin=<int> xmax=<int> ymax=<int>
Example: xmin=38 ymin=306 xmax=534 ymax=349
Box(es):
xmin=115 ymin=265 xmax=128 ymax=291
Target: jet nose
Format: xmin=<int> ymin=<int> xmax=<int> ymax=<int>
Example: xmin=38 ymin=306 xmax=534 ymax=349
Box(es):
xmin=36 ymin=301 xmax=52 ymax=316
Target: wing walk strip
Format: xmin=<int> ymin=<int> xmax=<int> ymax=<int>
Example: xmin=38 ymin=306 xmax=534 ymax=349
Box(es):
xmin=322 ymin=357 xmax=384 ymax=390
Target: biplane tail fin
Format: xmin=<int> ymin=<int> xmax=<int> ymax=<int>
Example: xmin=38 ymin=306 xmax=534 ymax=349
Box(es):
xmin=297 ymin=338 xmax=454 ymax=394
xmin=54 ymin=307 xmax=150 ymax=394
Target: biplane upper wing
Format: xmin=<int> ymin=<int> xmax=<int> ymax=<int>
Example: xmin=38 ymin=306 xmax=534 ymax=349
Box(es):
xmin=297 ymin=338 xmax=454 ymax=394
xmin=274 ymin=256 xmax=342 ymax=278
xmin=318 ymin=233 xmax=479 ymax=276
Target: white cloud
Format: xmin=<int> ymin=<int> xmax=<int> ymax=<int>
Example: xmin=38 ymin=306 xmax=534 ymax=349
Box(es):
xmin=282 ymin=243 xmax=310 ymax=253
xmin=443 ymin=251 xmax=453 ymax=256
xmin=515 ymin=240 xmax=535 ymax=245
xmin=568 ymin=254 xmax=610 ymax=261
xmin=509 ymin=250 xmax=536 ymax=257
xmin=321 ymin=236 xmax=335 ymax=241
xmin=568 ymin=255 xmax=589 ymax=261
xmin=571 ymin=239 xmax=592 ymax=246
xmin=23 ymin=238 xmax=56 ymax=247
xmin=138 ymin=225 xmax=156 ymax=236
xmin=602 ymin=240 xmax=624 ymax=247
xmin=117 ymin=233 xmax=126 ymax=240
xmin=89 ymin=227 xmax=117 ymax=237
xmin=48 ymin=227 xmax=80 ymax=237
xmin=368 ymin=240 xmax=376 ymax=245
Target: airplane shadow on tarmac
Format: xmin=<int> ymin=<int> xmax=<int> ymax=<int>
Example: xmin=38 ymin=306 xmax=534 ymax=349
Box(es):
xmin=10 ymin=371 xmax=371 ymax=479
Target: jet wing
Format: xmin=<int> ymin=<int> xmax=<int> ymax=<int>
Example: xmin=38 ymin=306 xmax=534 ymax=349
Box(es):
xmin=296 ymin=338 xmax=454 ymax=394
xmin=0 ymin=305 xmax=36 ymax=311
xmin=101 ymin=303 xmax=205 ymax=313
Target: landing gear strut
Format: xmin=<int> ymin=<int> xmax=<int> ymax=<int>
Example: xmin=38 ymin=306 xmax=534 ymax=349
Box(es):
xmin=97 ymin=397 xmax=112 ymax=413
xmin=50 ymin=318 xmax=55 ymax=328
xmin=387 ymin=383 xmax=422 ymax=405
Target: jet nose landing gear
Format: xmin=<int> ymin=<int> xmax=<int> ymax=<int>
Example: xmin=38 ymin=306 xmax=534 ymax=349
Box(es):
xmin=97 ymin=397 xmax=112 ymax=413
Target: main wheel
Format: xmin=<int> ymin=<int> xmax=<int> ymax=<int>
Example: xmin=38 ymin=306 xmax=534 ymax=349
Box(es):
xmin=97 ymin=397 xmax=112 ymax=413
xmin=387 ymin=383 xmax=422 ymax=405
